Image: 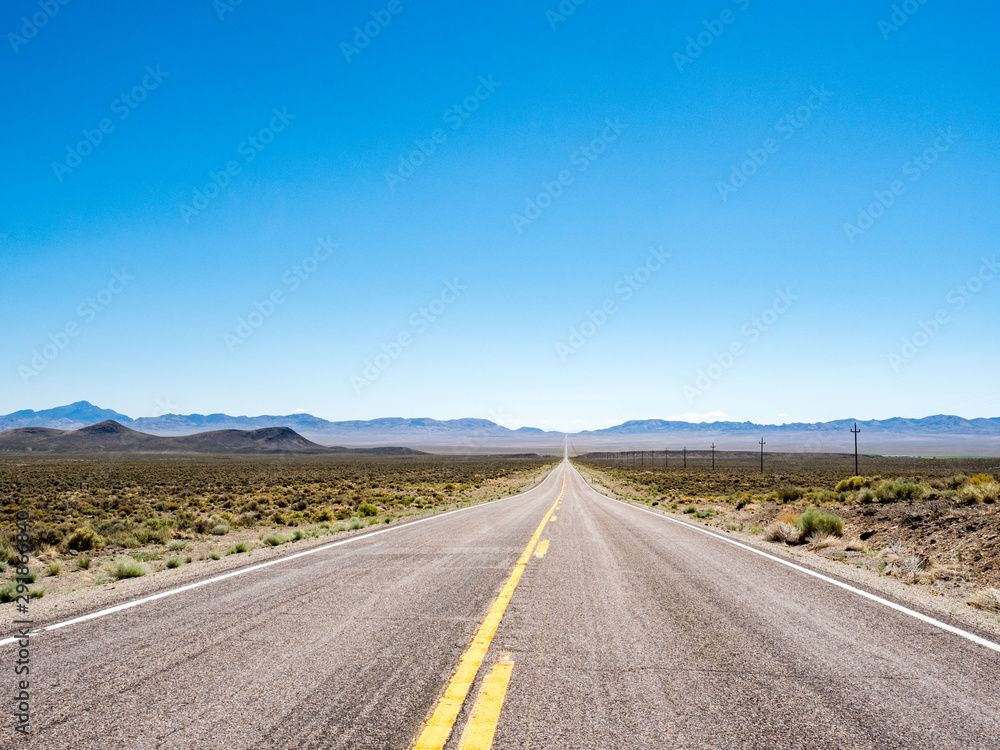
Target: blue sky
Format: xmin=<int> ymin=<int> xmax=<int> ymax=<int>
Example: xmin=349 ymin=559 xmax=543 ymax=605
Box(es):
xmin=2 ymin=0 xmax=998 ymax=431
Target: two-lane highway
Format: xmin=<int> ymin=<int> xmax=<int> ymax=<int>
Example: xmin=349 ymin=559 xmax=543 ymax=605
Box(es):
xmin=3 ymin=461 xmax=999 ymax=749
xmin=481 ymin=466 xmax=1000 ymax=749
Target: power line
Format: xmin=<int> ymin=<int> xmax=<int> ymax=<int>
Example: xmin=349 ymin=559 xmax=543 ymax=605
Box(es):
xmin=851 ymin=422 xmax=861 ymax=476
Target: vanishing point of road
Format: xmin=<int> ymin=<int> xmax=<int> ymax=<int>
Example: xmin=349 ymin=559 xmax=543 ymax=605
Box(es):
xmin=3 ymin=462 xmax=999 ymax=749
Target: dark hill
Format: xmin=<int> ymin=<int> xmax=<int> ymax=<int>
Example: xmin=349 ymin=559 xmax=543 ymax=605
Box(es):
xmin=0 ymin=421 xmax=424 ymax=455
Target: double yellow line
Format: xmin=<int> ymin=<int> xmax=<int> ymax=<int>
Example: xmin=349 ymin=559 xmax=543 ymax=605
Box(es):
xmin=412 ymin=474 xmax=564 ymax=750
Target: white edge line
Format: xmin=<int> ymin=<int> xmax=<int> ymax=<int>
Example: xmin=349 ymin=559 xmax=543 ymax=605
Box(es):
xmin=574 ymin=468 xmax=1000 ymax=654
xmin=0 ymin=466 xmax=565 ymax=647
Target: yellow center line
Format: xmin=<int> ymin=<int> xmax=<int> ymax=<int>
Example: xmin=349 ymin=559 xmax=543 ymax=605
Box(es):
xmin=411 ymin=474 xmax=565 ymax=750
xmin=457 ymin=657 xmax=515 ymax=750
xmin=534 ymin=540 xmax=550 ymax=558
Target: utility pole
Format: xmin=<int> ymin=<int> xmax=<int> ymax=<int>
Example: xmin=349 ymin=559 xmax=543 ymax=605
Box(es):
xmin=711 ymin=442 xmax=716 ymax=470
xmin=851 ymin=422 xmax=861 ymax=476
xmin=759 ymin=437 xmax=766 ymax=474
xmin=683 ymin=446 xmax=687 ymax=469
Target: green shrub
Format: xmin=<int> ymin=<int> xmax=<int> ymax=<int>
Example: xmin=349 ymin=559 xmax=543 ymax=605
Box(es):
xmin=349 ymin=517 xmax=364 ymax=530
xmin=210 ymin=523 xmax=230 ymax=536
xmin=167 ymin=540 xmax=188 ymax=551
xmin=797 ymin=509 xmax=843 ymax=537
xmin=66 ymin=527 xmax=104 ymax=552
xmin=166 ymin=557 xmax=181 ymax=569
xmin=261 ymin=532 xmax=295 ymax=547
xmin=358 ymin=503 xmax=378 ymax=517
xmin=805 ymin=490 xmax=839 ymax=505
xmin=45 ymin=562 xmax=61 ymax=577
xmin=683 ymin=506 xmax=697 ymax=514
xmin=228 ymin=540 xmax=251 ymax=554
xmin=835 ymin=476 xmax=872 ymax=492
xmin=28 ymin=586 xmax=45 ymax=599
xmin=77 ymin=555 xmax=91 ymax=570
xmin=875 ymin=480 xmax=925 ymax=502
xmin=109 ymin=558 xmax=149 ymax=580
xmin=208 ymin=549 xmax=221 ymax=560
xmin=946 ymin=474 xmax=969 ymax=489
xmin=958 ymin=481 xmax=1000 ymax=504
xmin=774 ymin=487 xmax=805 ymax=502
xmin=140 ymin=526 xmax=172 ymax=545
xmin=117 ymin=535 xmax=142 ymax=549
xmin=895 ymin=482 xmax=924 ymax=501
xmin=0 ymin=580 xmax=20 ymax=603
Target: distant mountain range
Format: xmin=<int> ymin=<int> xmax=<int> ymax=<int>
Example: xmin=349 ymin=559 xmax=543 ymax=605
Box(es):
xmin=0 ymin=420 xmax=425 ymax=455
xmin=2 ymin=402 xmax=1000 ymax=455
xmin=579 ymin=416 xmax=1000 ymax=435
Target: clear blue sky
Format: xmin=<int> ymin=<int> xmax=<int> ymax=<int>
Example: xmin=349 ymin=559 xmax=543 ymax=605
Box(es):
xmin=2 ymin=0 xmax=998 ymax=431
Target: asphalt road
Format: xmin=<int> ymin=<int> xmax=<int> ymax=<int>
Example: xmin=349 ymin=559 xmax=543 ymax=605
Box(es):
xmin=3 ymin=462 xmax=999 ymax=749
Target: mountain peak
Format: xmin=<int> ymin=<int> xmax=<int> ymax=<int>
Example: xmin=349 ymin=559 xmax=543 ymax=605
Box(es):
xmin=76 ymin=420 xmax=137 ymax=435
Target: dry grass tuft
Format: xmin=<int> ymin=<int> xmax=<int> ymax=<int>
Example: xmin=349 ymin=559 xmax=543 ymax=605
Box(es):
xmin=881 ymin=543 xmax=939 ymax=584
xmin=805 ymin=532 xmax=839 ymax=551
xmin=775 ymin=510 xmax=801 ymax=525
xmin=968 ymin=588 xmax=1000 ymax=613
xmin=764 ymin=521 xmax=800 ymax=544
xmin=843 ymin=538 xmax=869 ymax=553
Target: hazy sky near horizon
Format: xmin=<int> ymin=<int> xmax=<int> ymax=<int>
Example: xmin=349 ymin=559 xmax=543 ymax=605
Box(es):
xmin=3 ymin=1 xmax=998 ymax=431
